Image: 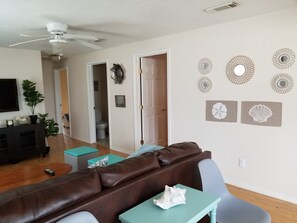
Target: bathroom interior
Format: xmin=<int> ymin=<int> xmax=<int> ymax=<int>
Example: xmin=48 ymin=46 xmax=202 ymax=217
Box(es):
xmin=93 ymin=64 xmax=109 ymax=147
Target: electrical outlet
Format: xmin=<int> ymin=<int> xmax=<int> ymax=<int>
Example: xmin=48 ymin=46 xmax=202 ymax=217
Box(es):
xmin=239 ymin=158 xmax=246 ymax=167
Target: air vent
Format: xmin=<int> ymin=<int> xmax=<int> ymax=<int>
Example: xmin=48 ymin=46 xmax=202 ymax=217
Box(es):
xmin=204 ymin=1 xmax=239 ymax=13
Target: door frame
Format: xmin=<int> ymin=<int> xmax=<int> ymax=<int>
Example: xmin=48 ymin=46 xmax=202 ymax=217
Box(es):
xmin=54 ymin=67 xmax=71 ymax=136
xmin=86 ymin=60 xmax=110 ymax=144
xmin=133 ymin=48 xmax=171 ymax=149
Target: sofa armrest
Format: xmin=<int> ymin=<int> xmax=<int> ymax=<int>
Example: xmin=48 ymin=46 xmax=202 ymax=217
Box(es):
xmin=0 ymin=169 xmax=101 ymax=223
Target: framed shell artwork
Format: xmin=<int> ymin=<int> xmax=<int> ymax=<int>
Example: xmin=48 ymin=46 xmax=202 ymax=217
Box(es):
xmin=241 ymin=101 xmax=282 ymax=127
xmin=205 ymin=100 xmax=238 ymax=123
xmin=272 ymin=48 xmax=296 ymax=69
xmin=226 ymin=55 xmax=255 ymax=85
xmin=212 ymin=102 xmax=227 ymax=120
xmin=271 ymin=73 xmax=294 ymax=94
xmin=198 ymin=58 xmax=212 ymax=74
xmin=198 ymin=77 xmax=212 ymax=93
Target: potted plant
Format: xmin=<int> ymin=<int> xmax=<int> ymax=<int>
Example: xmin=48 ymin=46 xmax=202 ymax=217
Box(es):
xmin=38 ymin=113 xmax=59 ymax=155
xmin=22 ymin=79 xmax=44 ymax=124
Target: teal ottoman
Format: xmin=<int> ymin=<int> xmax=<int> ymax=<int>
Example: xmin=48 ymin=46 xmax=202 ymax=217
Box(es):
xmin=88 ymin=154 xmax=124 ymax=167
xmin=64 ymin=146 xmax=98 ymax=172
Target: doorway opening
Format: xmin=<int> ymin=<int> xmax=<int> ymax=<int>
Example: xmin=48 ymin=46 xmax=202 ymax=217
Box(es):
xmin=93 ymin=64 xmax=109 ymax=147
xmin=87 ymin=61 xmax=110 ymax=147
xmin=135 ymin=52 xmax=168 ymax=147
xmin=54 ymin=68 xmax=71 ymax=136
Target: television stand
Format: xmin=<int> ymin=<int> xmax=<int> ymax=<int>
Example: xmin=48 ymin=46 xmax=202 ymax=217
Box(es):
xmin=0 ymin=124 xmax=46 ymax=164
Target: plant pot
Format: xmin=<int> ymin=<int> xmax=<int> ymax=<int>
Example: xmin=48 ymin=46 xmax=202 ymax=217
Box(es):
xmin=42 ymin=146 xmax=50 ymax=157
xmin=29 ymin=115 xmax=38 ymax=124
xmin=46 ymin=146 xmax=50 ymax=154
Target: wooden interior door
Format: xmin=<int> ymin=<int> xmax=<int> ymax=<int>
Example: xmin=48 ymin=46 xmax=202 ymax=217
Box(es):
xmin=140 ymin=54 xmax=167 ymax=146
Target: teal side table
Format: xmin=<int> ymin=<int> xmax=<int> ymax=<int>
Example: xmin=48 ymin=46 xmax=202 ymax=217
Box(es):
xmin=64 ymin=146 xmax=98 ymax=172
xmin=88 ymin=154 xmax=124 ymax=166
xmin=119 ymin=184 xmax=221 ymax=223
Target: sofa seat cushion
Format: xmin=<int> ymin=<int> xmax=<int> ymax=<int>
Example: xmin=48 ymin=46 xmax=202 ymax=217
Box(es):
xmin=97 ymin=152 xmax=160 ymax=187
xmin=156 ymin=142 xmax=202 ymax=166
xmin=0 ymin=169 xmax=101 ymax=223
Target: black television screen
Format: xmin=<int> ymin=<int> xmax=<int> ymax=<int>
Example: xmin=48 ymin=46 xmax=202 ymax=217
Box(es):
xmin=0 ymin=79 xmax=19 ymax=113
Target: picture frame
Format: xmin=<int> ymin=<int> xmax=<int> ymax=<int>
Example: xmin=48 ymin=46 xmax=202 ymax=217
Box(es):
xmin=115 ymin=95 xmax=126 ymax=107
xmin=6 ymin=120 xmax=14 ymax=127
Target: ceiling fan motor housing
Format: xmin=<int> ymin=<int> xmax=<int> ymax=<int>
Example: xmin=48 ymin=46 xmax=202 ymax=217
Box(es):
xmin=47 ymin=23 xmax=68 ymax=34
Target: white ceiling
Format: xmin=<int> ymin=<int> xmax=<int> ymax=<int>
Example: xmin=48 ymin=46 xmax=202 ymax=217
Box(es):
xmin=1 ymin=0 xmax=296 ymax=56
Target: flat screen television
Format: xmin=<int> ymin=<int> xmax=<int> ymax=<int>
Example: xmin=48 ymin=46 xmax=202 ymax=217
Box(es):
xmin=0 ymin=79 xmax=20 ymax=113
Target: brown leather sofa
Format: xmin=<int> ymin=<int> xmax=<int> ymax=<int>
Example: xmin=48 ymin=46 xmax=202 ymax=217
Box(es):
xmin=0 ymin=142 xmax=211 ymax=223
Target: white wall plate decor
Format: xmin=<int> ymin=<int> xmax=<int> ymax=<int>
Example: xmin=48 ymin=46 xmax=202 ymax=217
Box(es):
xmin=226 ymin=55 xmax=255 ymax=84
xmin=271 ymin=73 xmax=294 ymax=94
xmin=241 ymin=101 xmax=282 ymax=127
xmin=205 ymin=100 xmax=238 ymax=122
xmin=198 ymin=77 xmax=212 ymax=93
xmin=272 ymin=48 xmax=296 ymax=69
xmin=198 ymin=58 xmax=212 ymax=74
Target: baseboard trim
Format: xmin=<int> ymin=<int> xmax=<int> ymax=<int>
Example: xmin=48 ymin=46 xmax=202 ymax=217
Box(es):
xmin=225 ymin=178 xmax=297 ymax=205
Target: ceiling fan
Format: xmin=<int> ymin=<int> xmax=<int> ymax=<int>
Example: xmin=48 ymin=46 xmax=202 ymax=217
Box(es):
xmin=9 ymin=23 xmax=102 ymax=52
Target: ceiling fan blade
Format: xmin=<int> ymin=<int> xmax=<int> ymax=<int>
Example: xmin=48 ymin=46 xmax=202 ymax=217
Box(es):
xmin=71 ymin=39 xmax=102 ymax=50
xmin=9 ymin=37 xmax=49 ymax=47
xmin=64 ymin=33 xmax=98 ymax=41
xmin=20 ymin=34 xmax=51 ymax=38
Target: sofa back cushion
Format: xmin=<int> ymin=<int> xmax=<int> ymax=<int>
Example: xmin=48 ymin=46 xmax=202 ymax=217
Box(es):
xmin=156 ymin=142 xmax=202 ymax=166
xmin=126 ymin=144 xmax=163 ymax=158
xmin=97 ymin=152 xmax=160 ymax=187
xmin=0 ymin=169 xmax=101 ymax=223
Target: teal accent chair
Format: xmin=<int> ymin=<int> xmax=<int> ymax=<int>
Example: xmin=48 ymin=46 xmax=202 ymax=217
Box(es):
xmin=198 ymin=159 xmax=271 ymax=223
xmin=126 ymin=144 xmax=163 ymax=158
xmin=56 ymin=211 xmax=99 ymax=223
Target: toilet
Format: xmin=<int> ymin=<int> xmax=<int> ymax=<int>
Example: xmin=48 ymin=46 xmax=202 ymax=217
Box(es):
xmin=95 ymin=109 xmax=108 ymax=139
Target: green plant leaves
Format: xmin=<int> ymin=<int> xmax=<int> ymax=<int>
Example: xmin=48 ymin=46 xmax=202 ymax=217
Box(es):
xmin=22 ymin=79 xmax=44 ymax=115
xmin=38 ymin=113 xmax=59 ymax=138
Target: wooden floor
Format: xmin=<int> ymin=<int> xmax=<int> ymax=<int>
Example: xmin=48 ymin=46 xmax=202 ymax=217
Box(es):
xmin=0 ymin=134 xmax=127 ymax=174
xmin=227 ymin=185 xmax=297 ymax=223
xmin=0 ymin=134 xmax=296 ymax=223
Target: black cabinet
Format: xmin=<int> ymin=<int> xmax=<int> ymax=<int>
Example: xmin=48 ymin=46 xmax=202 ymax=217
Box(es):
xmin=0 ymin=127 xmax=14 ymax=163
xmin=0 ymin=124 xmax=45 ymax=164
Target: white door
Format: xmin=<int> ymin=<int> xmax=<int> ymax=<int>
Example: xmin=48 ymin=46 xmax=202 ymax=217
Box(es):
xmin=140 ymin=54 xmax=167 ymax=146
xmin=54 ymin=70 xmax=63 ymax=134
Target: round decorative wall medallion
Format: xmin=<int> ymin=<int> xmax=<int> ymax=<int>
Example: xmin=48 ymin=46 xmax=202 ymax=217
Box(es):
xmin=226 ymin=55 xmax=255 ymax=84
xmin=271 ymin=73 xmax=294 ymax=94
xmin=198 ymin=58 xmax=212 ymax=74
xmin=198 ymin=77 xmax=212 ymax=93
xmin=272 ymin=48 xmax=296 ymax=69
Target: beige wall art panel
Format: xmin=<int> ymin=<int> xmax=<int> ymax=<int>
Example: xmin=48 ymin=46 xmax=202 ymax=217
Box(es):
xmin=206 ymin=100 xmax=238 ymax=122
xmin=241 ymin=101 xmax=282 ymax=127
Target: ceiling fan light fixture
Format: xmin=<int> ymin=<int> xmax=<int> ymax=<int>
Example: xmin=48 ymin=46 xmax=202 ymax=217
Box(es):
xmin=49 ymin=39 xmax=67 ymax=48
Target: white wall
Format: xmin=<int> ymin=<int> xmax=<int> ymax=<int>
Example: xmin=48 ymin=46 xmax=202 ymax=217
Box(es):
xmin=0 ymin=47 xmax=45 ymax=126
xmin=65 ymin=7 xmax=297 ymax=204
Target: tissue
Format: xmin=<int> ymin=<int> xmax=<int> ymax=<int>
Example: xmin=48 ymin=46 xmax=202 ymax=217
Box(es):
xmin=153 ymin=185 xmax=186 ymax=209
